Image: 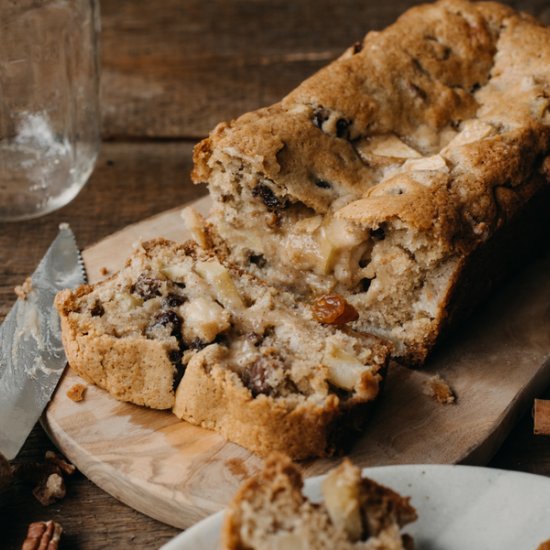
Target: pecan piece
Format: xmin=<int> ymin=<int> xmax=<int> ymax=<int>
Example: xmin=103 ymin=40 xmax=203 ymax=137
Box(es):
xmin=312 ymin=294 xmax=359 ymax=325
xmin=33 ymin=473 xmax=66 ymax=506
xmin=22 ymin=520 xmax=62 ymax=550
xmin=45 ymin=451 xmax=76 ymax=477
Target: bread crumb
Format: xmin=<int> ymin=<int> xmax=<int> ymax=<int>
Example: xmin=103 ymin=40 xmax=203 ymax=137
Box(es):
xmin=14 ymin=277 xmax=33 ymax=300
xmin=424 ymin=374 xmax=456 ymax=404
xmin=225 ymin=458 xmax=249 ymax=479
xmin=66 ymin=383 xmax=87 ymax=402
xmin=99 ymin=266 xmax=110 ymax=276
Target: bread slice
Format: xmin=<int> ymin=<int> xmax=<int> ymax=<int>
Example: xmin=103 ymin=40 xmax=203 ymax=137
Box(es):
xmin=55 ymin=238 xmax=388 ymax=458
xmin=192 ymin=0 xmax=550 ymax=364
xmin=223 ymin=453 xmax=417 ymax=550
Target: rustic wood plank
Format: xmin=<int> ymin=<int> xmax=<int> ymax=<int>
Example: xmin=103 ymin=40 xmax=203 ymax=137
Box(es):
xmin=99 ymin=0 xmax=550 ymax=139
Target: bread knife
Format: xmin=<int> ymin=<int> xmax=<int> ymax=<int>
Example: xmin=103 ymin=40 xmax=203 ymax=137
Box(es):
xmin=0 ymin=224 xmax=86 ymax=460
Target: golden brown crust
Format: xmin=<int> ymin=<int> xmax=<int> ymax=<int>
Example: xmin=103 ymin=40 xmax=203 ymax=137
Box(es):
xmin=57 ymin=237 xmax=389 ymax=456
xmin=174 ymin=349 xmax=387 ymax=460
xmin=194 ymin=0 xmax=550 ymax=364
xmin=57 ymin=306 xmax=177 ymax=409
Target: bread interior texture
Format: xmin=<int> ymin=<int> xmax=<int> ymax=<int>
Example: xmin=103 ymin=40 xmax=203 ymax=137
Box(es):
xmin=196 ymin=0 xmax=550 ymax=363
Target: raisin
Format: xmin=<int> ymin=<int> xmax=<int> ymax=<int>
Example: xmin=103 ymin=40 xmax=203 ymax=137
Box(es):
xmin=352 ymin=40 xmax=363 ymax=54
xmin=163 ymin=293 xmax=185 ymax=308
xmin=133 ymin=273 xmax=161 ymax=301
xmin=214 ymin=333 xmax=229 ymax=347
xmin=312 ymin=294 xmax=359 ymax=325
xmin=470 ymin=82 xmax=481 ymax=93
xmin=147 ymin=310 xmax=182 ymax=338
xmin=370 ymin=226 xmax=385 ymax=241
xmin=359 ymin=278 xmax=372 ymax=293
xmin=168 ymin=349 xmax=183 ymax=364
xmin=242 ymin=357 xmax=275 ymax=398
xmin=252 ymin=184 xmax=286 ymax=212
xmin=314 ymin=179 xmax=332 ymax=189
xmin=90 ymin=301 xmax=104 ymax=317
xmin=249 ymin=253 xmax=266 ymax=268
xmin=336 ymin=118 xmax=351 ymax=139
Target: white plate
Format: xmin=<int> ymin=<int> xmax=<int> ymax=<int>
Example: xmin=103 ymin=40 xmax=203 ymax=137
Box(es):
xmin=161 ymin=464 xmax=550 ymax=550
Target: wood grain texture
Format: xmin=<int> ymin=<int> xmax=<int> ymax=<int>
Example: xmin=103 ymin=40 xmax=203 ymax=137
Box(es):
xmin=43 ymin=197 xmax=550 ymax=529
xmin=1 ymin=141 xmax=550 ymax=550
xmin=99 ymin=0 xmax=550 ymax=139
xmin=3 ymin=0 xmax=550 ymax=542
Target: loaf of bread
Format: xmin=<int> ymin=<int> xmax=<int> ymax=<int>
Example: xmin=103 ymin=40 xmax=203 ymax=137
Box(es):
xmin=193 ymin=0 xmax=550 ymax=364
xmin=55 ymin=238 xmax=388 ymax=458
xmin=223 ymin=453 xmax=417 ymax=549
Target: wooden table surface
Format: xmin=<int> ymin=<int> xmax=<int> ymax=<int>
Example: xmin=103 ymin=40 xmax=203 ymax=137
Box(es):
xmin=2 ymin=1 xmax=550 ymax=548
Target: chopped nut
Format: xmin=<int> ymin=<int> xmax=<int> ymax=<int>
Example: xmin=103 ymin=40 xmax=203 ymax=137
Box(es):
xmin=182 ymin=296 xmax=230 ymax=343
xmin=366 ymin=134 xmax=421 ymax=159
xmin=323 ymin=344 xmax=370 ymax=392
xmin=33 ymin=472 xmax=66 ymax=506
xmin=67 ymin=382 xmax=87 ymax=402
xmin=45 ymin=451 xmax=76 ymax=477
xmin=424 ymin=374 xmax=456 ymax=404
xmin=182 ymin=206 xmax=210 ymax=249
xmin=14 ymin=277 xmax=33 ymax=300
xmin=312 ymin=294 xmax=359 ymax=325
xmin=12 ymin=451 xmax=75 ymax=505
xmin=533 ymin=399 xmax=550 ymax=435
xmin=195 ymin=259 xmax=244 ymax=310
xmin=22 ymin=520 xmax=62 ymax=550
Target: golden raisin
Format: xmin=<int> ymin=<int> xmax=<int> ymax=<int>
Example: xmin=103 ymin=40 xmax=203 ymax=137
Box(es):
xmin=311 ymin=294 xmax=359 ymax=325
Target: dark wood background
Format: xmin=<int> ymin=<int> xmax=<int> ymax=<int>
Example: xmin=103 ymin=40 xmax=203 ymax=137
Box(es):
xmin=2 ymin=1 xmax=550 ymax=548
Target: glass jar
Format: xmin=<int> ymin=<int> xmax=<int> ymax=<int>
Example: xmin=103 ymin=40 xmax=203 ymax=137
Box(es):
xmin=0 ymin=0 xmax=100 ymax=221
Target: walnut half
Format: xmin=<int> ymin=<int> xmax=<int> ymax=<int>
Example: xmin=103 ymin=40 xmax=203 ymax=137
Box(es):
xmin=21 ymin=520 xmax=62 ymax=550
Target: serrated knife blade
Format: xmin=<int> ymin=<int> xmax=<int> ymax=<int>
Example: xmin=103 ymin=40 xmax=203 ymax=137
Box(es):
xmin=0 ymin=224 xmax=87 ymax=460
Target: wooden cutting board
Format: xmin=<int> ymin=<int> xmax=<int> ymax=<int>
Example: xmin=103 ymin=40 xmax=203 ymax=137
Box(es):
xmin=43 ymin=196 xmax=550 ymax=529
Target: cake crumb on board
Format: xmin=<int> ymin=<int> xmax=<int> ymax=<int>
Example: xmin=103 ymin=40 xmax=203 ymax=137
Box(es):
xmin=225 ymin=458 xmax=249 ymax=479
xmin=423 ymin=374 xmax=456 ymax=405
xmin=67 ymin=383 xmax=87 ymax=402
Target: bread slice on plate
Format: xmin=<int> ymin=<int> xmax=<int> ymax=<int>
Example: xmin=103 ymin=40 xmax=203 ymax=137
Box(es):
xmin=56 ymin=238 xmax=389 ymax=459
xmin=223 ymin=453 xmax=417 ymax=549
xmin=193 ymin=0 xmax=550 ymax=364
